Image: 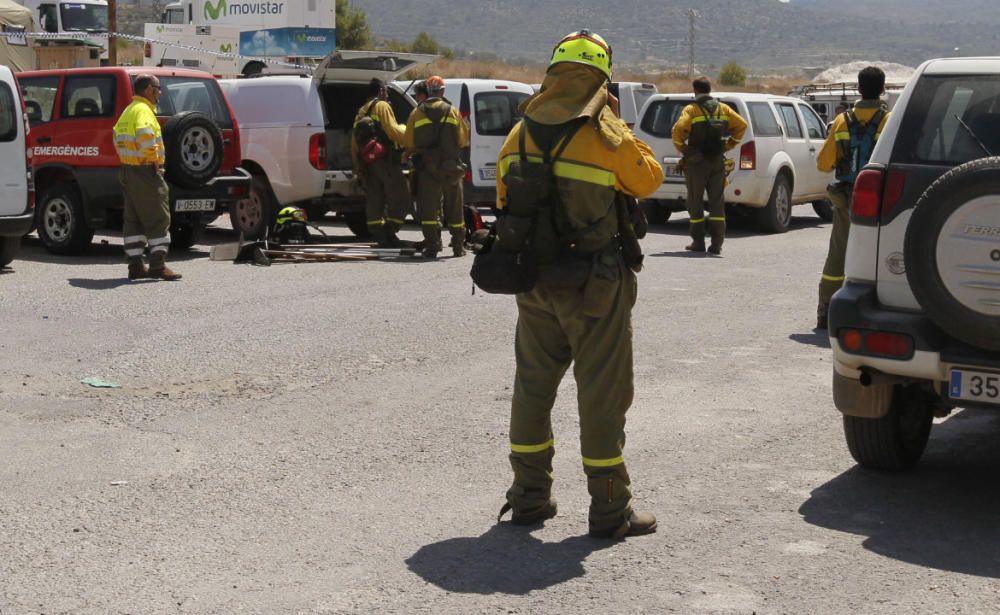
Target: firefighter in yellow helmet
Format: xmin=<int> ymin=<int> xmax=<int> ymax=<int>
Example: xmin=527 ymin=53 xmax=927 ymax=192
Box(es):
xmin=352 ymin=78 xmax=409 ymax=247
xmin=494 ymin=30 xmax=663 ymax=538
xmin=404 ymin=75 xmax=471 ymax=258
xmin=671 ymin=76 xmax=747 ymax=255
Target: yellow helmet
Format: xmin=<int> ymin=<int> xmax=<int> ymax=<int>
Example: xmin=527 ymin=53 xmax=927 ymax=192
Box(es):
xmin=549 ymin=30 xmax=613 ymax=80
xmin=276 ymin=206 xmax=307 ymax=225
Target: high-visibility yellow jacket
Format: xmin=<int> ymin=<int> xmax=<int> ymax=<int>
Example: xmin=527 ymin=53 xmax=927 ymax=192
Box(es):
xmin=817 ymin=99 xmax=891 ymax=173
xmin=113 ymin=96 xmax=164 ymax=166
xmin=671 ymin=95 xmax=748 ymax=154
xmin=497 ymin=115 xmax=662 ymax=253
xmin=351 ymin=98 xmax=407 ymax=171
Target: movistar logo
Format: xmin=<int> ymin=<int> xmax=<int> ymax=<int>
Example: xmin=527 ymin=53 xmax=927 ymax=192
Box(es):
xmin=204 ymin=0 xmax=284 ymax=20
xmin=155 ymin=25 xmax=164 ymax=34
xmin=220 ymin=43 xmax=232 ymax=53
xmin=204 ymin=0 xmax=226 ymax=20
xmin=295 ymin=32 xmax=306 ymax=44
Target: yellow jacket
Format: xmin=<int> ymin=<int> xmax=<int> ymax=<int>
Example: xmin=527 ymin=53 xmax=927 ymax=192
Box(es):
xmin=403 ymin=99 xmax=470 ymax=151
xmin=817 ymin=100 xmax=891 ymax=172
xmin=671 ymin=97 xmax=748 ymax=154
xmin=113 ymin=96 xmax=164 ymax=166
xmin=351 ymin=98 xmax=407 ymax=171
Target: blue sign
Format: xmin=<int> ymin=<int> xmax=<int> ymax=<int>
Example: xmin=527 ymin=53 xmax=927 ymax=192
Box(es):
xmin=239 ymin=27 xmax=336 ymax=58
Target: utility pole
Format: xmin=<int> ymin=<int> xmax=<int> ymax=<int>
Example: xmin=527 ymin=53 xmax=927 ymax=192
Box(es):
xmin=687 ymin=8 xmax=697 ymax=78
xmin=108 ymin=0 xmax=117 ymax=66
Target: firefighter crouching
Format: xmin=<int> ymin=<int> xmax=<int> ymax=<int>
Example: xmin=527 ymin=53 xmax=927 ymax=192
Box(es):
xmin=671 ymin=77 xmax=747 ymax=255
xmin=113 ymin=73 xmax=181 ymax=281
xmin=352 ymin=78 xmax=410 ymax=247
xmin=490 ymin=30 xmax=663 ymax=538
xmin=405 ymin=75 xmax=471 ymax=258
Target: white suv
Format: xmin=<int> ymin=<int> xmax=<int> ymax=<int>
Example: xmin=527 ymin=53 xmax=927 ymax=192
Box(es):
xmin=635 ymin=92 xmax=833 ymax=232
xmin=0 ymin=65 xmax=32 ymax=268
xmin=219 ymin=51 xmax=435 ymax=238
xmin=830 ymin=57 xmax=1000 ymax=470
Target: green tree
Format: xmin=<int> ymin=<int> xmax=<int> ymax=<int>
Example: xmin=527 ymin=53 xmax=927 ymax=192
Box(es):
xmin=410 ymin=31 xmax=439 ymax=55
xmin=336 ymin=0 xmax=371 ymax=50
xmin=718 ymin=62 xmax=747 ymax=87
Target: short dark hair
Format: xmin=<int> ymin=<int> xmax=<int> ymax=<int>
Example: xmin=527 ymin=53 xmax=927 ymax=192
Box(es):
xmin=134 ymin=74 xmax=156 ymax=95
xmin=858 ymin=66 xmax=886 ymax=100
xmin=413 ymin=81 xmax=428 ymax=97
xmin=368 ymin=78 xmax=386 ymax=97
xmin=693 ymin=76 xmax=712 ymax=94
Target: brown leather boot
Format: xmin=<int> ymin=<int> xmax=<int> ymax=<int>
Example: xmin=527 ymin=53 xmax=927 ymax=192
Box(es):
xmin=589 ymin=510 xmax=658 ymax=539
xmin=685 ymin=242 xmax=706 ymax=253
xmin=127 ymin=262 xmax=148 ymax=280
xmin=149 ymin=266 xmax=182 ymax=281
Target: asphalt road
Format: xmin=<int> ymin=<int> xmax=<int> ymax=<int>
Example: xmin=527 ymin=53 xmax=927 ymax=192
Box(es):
xmin=2 ymin=209 xmax=999 ymax=614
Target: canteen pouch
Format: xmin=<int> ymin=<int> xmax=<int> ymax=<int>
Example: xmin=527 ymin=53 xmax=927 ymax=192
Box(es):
xmin=470 ymin=247 xmax=538 ymax=295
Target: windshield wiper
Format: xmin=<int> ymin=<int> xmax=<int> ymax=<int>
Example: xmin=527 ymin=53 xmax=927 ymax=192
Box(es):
xmin=955 ymin=114 xmax=993 ymax=157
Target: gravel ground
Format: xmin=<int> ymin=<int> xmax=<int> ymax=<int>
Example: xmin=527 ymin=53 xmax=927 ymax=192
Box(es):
xmin=2 ymin=211 xmax=999 ymax=614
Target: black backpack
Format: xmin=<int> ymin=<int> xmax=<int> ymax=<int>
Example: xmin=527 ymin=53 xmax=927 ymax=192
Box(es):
xmin=689 ymin=101 xmax=728 ymax=157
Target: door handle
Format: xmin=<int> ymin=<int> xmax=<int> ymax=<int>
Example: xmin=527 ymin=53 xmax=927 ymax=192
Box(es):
xmin=809 ymin=147 xmax=816 ymax=153
xmin=36 ymin=136 xmax=51 ymax=144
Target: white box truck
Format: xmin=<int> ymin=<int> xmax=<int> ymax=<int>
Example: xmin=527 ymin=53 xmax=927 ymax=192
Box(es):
xmin=16 ymin=0 xmax=108 ymax=59
xmin=144 ymin=0 xmax=335 ymax=77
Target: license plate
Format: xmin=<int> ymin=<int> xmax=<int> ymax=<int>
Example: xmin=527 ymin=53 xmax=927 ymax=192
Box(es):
xmin=479 ymin=167 xmax=497 ymax=181
xmin=664 ymin=164 xmax=683 ymax=178
xmin=949 ymin=368 xmax=1000 ymax=406
xmin=174 ymin=198 xmax=216 ymax=212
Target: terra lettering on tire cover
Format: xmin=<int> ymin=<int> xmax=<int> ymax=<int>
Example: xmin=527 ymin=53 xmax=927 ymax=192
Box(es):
xmin=904 ymin=157 xmax=1000 ymax=351
xmin=163 ymin=111 xmax=224 ymax=189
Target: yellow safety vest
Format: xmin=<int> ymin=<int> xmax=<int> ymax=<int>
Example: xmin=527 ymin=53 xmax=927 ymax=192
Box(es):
xmin=113 ymin=96 xmax=165 ymax=166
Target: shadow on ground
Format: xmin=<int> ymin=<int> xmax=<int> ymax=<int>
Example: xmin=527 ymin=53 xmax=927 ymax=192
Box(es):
xmin=800 ymin=408 xmax=1000 ymax=578
xmin=406 ymin=523 xmax=614 ymax=594
xmin=645 ymin=213 xmax=825 ymax=238
xmin=789 ymin=330 xmax=831 ymax=348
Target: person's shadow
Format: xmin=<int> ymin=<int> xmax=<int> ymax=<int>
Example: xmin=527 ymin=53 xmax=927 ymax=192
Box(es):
xmin=406 ymin=523 xmax=614 ymax=594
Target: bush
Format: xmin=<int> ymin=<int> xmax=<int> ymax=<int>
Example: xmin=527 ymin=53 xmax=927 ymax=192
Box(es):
xmin=718 ymin=62 xmax=747 ymax=87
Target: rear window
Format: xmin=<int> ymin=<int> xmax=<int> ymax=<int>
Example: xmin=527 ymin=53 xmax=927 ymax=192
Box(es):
xmin=153 ymin=77 xmax=233 ymax=129
xmin=0 ymin=82 xmax=16 ymax=142
xmin=747 ymin=102 xmax=782 ymax=137
xmin=473 ymin=91 xmax=529 ymax=136
xmin=893 ymin=74 xmax=1000 ymax=165
xmin=639 ymin=99 xmax=690 ymax=138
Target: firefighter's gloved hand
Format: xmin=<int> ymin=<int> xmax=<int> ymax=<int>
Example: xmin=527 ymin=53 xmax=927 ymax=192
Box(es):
xmin=675 ymin=157 xmax=687 ymax=176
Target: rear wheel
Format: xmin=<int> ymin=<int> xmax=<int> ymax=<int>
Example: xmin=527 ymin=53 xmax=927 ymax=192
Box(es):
xmin=0 ymin=235 xmax=21 ymax=267
xmin=229 ymin=175 xmax=275 ymax=239
xmin=757 ymin=174 xmax=792 ymax=233
xmin=812 ymin=200 xmax=833 ymax=222
xmin=641 ymin=199 xmax=670 ymax=225
xmin=843 ymin=385 xmax=933 ymax=471
xmin=37 ymin=183 xmax=93 ymax=254
xmin=344 ymin=211 xmax=370 ymax=237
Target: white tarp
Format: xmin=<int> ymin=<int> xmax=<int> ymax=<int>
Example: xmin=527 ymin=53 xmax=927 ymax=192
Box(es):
xmin=812 ymin=61 xmax=915 ymax=85
xmin=0 ymin=0 xmax=35 ymax=71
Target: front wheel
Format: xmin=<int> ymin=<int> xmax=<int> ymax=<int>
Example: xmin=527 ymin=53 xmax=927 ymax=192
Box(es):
xmin=843 ymin=385 xmax=933 ymax=471
xmin=757 ymin=175 xmax=792 ymax=233
xmin=36 ymin=183 xmax=94 ymax=254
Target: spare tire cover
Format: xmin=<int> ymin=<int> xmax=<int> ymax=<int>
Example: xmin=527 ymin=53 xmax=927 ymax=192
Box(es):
xmin=904 ymin=157 xmax=1000 ymax=351
xmin=163 ymin=111 xmax=224 ymax=189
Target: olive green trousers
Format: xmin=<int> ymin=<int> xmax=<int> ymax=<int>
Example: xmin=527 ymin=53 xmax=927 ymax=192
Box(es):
xmin=506 ymin=263 xmax=638 ymax=533
xmin=363 ymin=157 xmax=410 ymax=236
xmin=120 ymin=164 xmax=170 ymax=268
xmin=684 ymin=153 xmax=727 ymax=248
xmin=818 ymin=182 xmax=852 ymax=310
xmin=415 ymin=170 xmax=464 ymax=251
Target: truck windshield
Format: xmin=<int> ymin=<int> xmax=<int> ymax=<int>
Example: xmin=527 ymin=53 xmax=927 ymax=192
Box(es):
xmin=60 ymin=3 xmax=108 ymax=32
